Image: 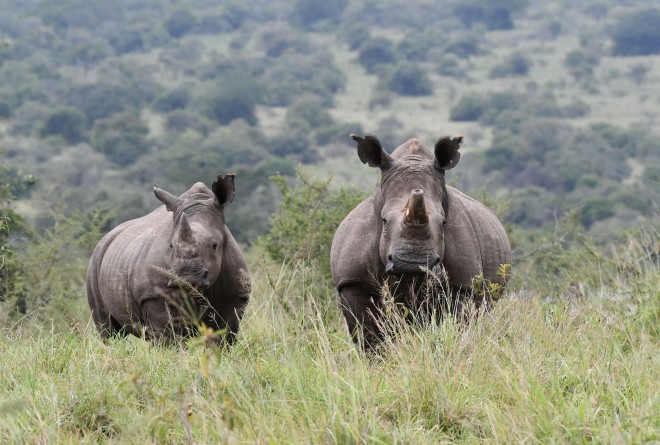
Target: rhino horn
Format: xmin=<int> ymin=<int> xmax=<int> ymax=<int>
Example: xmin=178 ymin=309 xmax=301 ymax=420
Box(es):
xmin=404 ymin=189 xmax=429 ymax=225
xmin=178 ymin=212 xmax=194 ymax=242
xmin=153 ymin=184 xmax=182 ymax=213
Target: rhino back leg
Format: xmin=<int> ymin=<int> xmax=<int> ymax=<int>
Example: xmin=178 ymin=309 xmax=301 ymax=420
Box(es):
xmin=338 ymin=284 xmax=384 ymax=350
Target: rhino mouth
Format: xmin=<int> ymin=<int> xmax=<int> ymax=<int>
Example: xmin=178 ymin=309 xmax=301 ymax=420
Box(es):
xmin=386 ymin=255 xmax=442 ymax=275
xmin=167 ymin=269 xmax=211 ymax=290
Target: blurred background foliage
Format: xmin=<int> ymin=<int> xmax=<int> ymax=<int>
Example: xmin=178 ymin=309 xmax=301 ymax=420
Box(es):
xmin=0 ymin=0 xmax=659 ymax=324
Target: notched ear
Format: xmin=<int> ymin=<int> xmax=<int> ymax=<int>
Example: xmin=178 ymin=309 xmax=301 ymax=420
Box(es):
xmin=212 ymin=173 xmax=235 ymax=207
xmin=434 ymin=136 xmax=462 ymax=172
xmin=153 ymin=184 xmax=182 ymax=213
xmin=351 ymin=134 xmax=392 ymax=169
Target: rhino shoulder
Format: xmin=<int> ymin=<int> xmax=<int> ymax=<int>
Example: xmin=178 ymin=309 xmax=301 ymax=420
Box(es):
xmin=443 ymin=186 xmax=511 ymax=286
xmin=331 ymin=196 xmax=382 ymax=290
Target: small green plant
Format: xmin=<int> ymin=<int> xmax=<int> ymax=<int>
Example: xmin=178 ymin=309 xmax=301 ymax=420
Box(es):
xmin=259 ymin=166 xmax=367 ymax=281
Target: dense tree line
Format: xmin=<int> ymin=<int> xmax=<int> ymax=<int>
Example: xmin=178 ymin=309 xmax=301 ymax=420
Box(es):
xmin=0 ymin=0 xmax=658 ymax=249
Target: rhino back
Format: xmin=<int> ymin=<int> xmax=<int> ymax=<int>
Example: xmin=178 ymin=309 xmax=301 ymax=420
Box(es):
xmin=443 ymin=186 xmax=511 ymax=288
xmin=331 ymin=196 xmax=382 ymax=290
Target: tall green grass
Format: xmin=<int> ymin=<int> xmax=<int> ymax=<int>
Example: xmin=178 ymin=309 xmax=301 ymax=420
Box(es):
xmin=1 ymin=224 xmax=658 ymax=443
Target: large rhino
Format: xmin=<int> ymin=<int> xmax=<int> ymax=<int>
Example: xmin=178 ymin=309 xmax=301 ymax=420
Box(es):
xmin=331 ymin=135 xmax=511 ymax=347
xmin=86 ymin=174 xmax=250 ymax=344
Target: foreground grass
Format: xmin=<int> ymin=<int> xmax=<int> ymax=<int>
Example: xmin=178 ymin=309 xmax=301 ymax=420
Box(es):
xmin=1 ymin=255 xmax=658 ymax=444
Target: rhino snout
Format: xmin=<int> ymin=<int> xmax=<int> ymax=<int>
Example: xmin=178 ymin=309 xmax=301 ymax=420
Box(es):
xmin=386 ymin=253 xmax=441 ymax=275
xmin=167 ymin=268 xmax=211 ymax=290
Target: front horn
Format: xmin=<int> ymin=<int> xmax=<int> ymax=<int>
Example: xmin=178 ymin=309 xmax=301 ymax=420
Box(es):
xmin=404 ymin=189 xmax=429 ymax=225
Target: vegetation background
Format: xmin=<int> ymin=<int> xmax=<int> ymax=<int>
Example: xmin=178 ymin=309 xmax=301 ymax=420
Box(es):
xmin=0 ymin=0 xmax=658 ymax=443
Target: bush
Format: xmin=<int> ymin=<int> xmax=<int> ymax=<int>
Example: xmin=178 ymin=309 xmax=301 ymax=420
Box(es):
xmin=152 ymin=87 xmax=191 ymax=113
xmin=580 ymin=196 xmax=615 ymax=228
xmin=285 ymin=97 xmax=334 ymax=129
xmin=91 ymin=113 xmax=149 ymax=166
xmin=563 ymin=50 xmax=599 ymax=80
xmin=641 ymin=166 xmax=660 ymax=186
xmin=164 ymin=110 xmax=211 ymax=135
xmin=259 ymin=25 xmax=312 ymax=58
xmin=314 ymin=121 xmax=364 ymax=146
xmin=259 ymin=168 xmax=367 ymax=280
xmin=357 ymin=37 xmax=397 ymax=73
xmin=196 ymin=76 xmax=264 ymax=125
xmin=433 ymin=54 xmax=464 ymax=78
xmin=342 ymin=23 xmax=370 ymax=50
xmin=39 ymin=107 xmax=87 ymax=144
xmin=397 ymin=32 xmax=445 ymax=61
xmin=262 ymin=53 xmax=345 ymax=107
xmin=1 ymin=206 xmax=111 ymax=328
xmin=267 ymin=128 xmax=317 ymax=163
xmin=290 ymin=0 xmax=348 ymax=29
xmin=489 ymin=52 xmax=530 ymax=78
xmin=611 ymin=8 xmax=660 ymax=56
xmin=449 ymin=93 xmax=488 ymax=121
xmin=386 ymin=64 xmax=433 ymax=96
xmin=444 ymin=34 xmax=481 ymax=58
xmin=66 ymin=83 xmax=138 ymax=126
xmin=165 ymin=9 xmax=198 ymax=39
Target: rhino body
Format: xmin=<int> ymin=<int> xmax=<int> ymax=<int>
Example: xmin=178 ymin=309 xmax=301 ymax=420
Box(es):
xmin=86 ymin=175 xmax=250 ymax=343
xmin=331 ymin=135 xmax=511 ymax=347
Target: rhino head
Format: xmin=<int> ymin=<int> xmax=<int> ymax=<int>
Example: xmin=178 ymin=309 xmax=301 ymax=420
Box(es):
xmin=351 ymin=134 xmax=461 ymax=275
xmin=152 ymin=174 xmax=236 ymax=291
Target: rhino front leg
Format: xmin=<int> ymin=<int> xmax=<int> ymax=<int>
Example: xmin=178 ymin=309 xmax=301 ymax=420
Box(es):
xmin=338 ymin=284 xmax=383 ymax=350
xmin=140 ymin=296 xmax=197 ymax=343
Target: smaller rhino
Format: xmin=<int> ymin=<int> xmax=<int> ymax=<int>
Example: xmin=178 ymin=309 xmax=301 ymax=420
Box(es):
xmin=86 ymin=174 xmax=250 ymax=344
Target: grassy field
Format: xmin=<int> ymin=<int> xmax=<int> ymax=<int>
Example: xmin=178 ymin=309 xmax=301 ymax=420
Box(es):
xmin=1 ymin=228 xmax=658 ymax=444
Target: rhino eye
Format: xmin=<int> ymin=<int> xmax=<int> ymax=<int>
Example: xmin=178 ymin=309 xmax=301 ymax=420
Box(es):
xmin=212 ymin=242 xmax=218 ymax=250
xmin=382 ymin=218 xmax=388 ymax=225
xmin=169 ymin=242 xmax=173 ymax=249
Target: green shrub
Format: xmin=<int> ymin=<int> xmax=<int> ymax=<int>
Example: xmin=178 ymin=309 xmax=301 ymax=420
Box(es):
xmin=259 ymin=168 xmax=367 ymax=281
xmin=1 ymin=203 xmax=111 ymax=329
xmin=91 ymin=112 xmax=149 ymax=166
xmin=39 ymin=107 xmax=87 ymax=144
xmin=453 ymin=0 xmax=530 ymax=30
xmin=290 ymin=0 xmax=348 ymax=29
xmin=386 ymin=63 xmax=433 ymax=96
xmin=152 ymin=87 xmax=191 ymax=113
xmin=358 ymin=37 xmax=397 ymax=73
xmin=564 ymin=49 xmax=599 ymax=80
xmin=262 ymin=53 xmax=345 ymax=107
xmin=580 ymin=196 xmax=615 ymax=228
xmin=285 ymin=97 xmax=335 ymax=129
xmin=196 ymin=76 xmax=264 ymax=125
xmin=342 ymin=23 xmax=370 ymax=50
xmin=165 ymin=8 xmax=198 ymax=39
xmin=449 ymin=93 xmax=488 ymax=121
xmin=611 ymin=8 xmax=660 ymax=56
xmin=489 ymin=52 xmax=530 ymax=78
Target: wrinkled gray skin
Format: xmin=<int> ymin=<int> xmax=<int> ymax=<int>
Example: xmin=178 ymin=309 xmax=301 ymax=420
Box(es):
xmin=86 ymin=174 xmax=250 ymax=344
xmin=331 ymin=135 xmax=511 ymax=347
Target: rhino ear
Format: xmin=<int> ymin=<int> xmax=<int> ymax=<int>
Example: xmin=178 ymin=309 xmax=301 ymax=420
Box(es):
xmin=212 ymin=173 xmax=235 ymax=207
xmin=153 ymin=184 xmax=182 ymax=213
xmin=351 ymin=134 xmax=392 ymax=169
xmin=434 ymin=136 xmax=462 ymax=173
